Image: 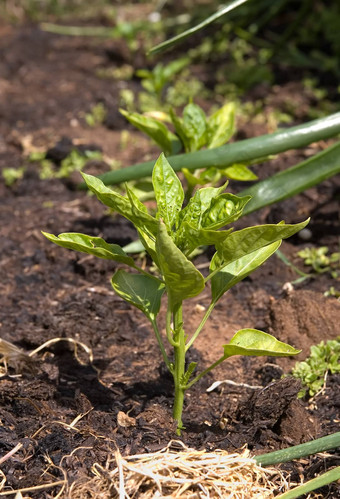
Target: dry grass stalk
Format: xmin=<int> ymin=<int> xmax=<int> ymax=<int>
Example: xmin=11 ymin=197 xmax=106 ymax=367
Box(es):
xmin=70 ymin=441 xmax=288 ymax=499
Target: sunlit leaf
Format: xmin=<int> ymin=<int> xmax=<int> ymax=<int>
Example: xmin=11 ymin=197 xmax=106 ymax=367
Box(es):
xmin=222 ymin=164 xmax=258 ymax=181
xmin=81 ymin=172 xmax=158 ymax=237
xmin=202 ymin=193 xmax=251 ymax=229
xmin=207 ymin=102 xmax=236 ymax=149
xmin=42 ymin=232 xmax=135 ymax=267
xmin=156 ymin=222 xmax=205 ymax=303
xmin=215 ymin=219 xmax=309 ymax=266
xmin=210 ymin=240 xmax=281 ymax=302
xmin=223 ymin=329 xmax=301 ymax=358
xmin=120 ymin=109 xmax=180 ymax=156
xmin=171 ymin=103 xmax=207 ymax=153
xmin=112 ymin=270 xmax=165 ymax=320
xmin=152 ymin=153 xmax=184 ymax=231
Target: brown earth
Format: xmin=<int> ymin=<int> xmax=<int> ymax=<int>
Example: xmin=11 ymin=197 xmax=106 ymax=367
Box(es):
xmin=0 ymin=19 xmax=340 ymax=498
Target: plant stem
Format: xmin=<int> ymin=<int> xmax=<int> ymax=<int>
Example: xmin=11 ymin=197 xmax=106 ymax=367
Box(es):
xmin=172 ymin=301 xmax=186 ymax=434
xmin=185 ymin=302 xmax=215 ymax=351
xmin=185 ymin=354 xmax=228 ymax=390
xmin=166 ymin=300 xmax=179 ymax=347
xmin=150 ymin=319 xmax=171 ymax=372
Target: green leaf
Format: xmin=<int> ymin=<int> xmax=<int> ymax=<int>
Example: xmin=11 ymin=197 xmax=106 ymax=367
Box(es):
xmin=152 ymin=153 xmax=184 ymax=231
xmin=170 ymin=109 xmax=191 ymax=153
xmin=223 ymin=329 xmax=301 ymax=358
xmin=202 ymin=193 xmax=251 ymax=230
xmin=207 ymin=102 xmax=236 ymax=149
xmin=177 ymin=222 xmax=233 ymax=256
xmin=120 ymin=109 xmax=180 ymax=156
xmin=81 ymin=172 xmax=158 ymax=238
xmin=211 ymin=240 xmax=281 ymax=303
xmin=112 ymin=270 xmax=165 ymax=320
xmin=171 ymin=103 xmax=207 ymax=153
xmin=181 ymin=167 xmax=221 ymax=188
xmin=156 ymin=221 xmax=205 ymax=303
xmin=182 ymin=103 xmax=207 ymax=152
xmin=42 ymin=232 xmax=135 ymax=266
xmin=175 ymin=183 xmax=230 ymax=252
xmin=222 ymin=164 xmax=258 ymax=181
xmin=215 ymin=219 xmax=309 ymax=266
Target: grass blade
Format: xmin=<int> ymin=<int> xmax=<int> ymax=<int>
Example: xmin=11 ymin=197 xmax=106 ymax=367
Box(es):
xmin=149 ymin=0 xmax=250 ymax=55
xmin=240 ymin=141 xmax=340 ymax=215
xmin=276 ymin=466 xmax=340 ymax=499
xmin=254 ymin=431 xmax=340 ymax=466
xmin=84 ymin=113 xmax=340 ymax=188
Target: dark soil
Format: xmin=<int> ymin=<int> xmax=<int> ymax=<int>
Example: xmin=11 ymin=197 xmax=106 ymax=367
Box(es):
xmin=0 ymin=18 xmax=340 ymax=498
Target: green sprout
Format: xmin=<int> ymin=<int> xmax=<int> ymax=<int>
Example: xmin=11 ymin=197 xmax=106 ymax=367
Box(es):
xmin=43 ymin=154 xmax=307 ymax=434
xmin=297 ymin=246 xmax=340 ymax=279
xmin=292 ymin=338 xmax=340 ymax=398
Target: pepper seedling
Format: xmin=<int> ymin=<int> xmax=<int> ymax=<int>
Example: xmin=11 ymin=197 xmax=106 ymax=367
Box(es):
xmin=43 ymin=154 xmax=307 ymax=434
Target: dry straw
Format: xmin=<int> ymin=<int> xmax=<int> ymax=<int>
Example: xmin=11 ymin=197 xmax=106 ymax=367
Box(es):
xmin=70 ymin=440 xmax=287 ymax=499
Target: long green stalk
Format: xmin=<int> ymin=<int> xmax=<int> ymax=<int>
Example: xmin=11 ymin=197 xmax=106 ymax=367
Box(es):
xmin=149 ymin=0 xmax=250 ymax=55
xmin=172 ymin=302 xmax=186 ymax=434
xmin=240 ymin=140 xmax=340 ymax=215
xmin=82 ymin=113 xmax=340 ymax=188
xmin=276 ymin=467 xmax=340 ymax=499
xmin=254 ymin=431 xmax=340 ymax=466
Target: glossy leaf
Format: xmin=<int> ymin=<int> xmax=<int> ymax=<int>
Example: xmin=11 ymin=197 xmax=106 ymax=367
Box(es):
xmin=177 ymin=222 xmax=233 ymax=256
xmin=215 ymin=219 xmax=309 ymax=266
xmin=202 ymin=193 xmax=251 ymax=230
xmin=211 ymin=240 xmax=281 ymax=302
xmin=81 ymin=172 xmax=158 ymax=237
xmin=120 ymin=109 xmax=180 ymax=156
xmin=171 ymin=103 xmax=207 ymax=153
xmin=152 ymin=154 xmax=184 ymax=231
xmin=111 ymin=270 xmax=165 ymax=320
xmin=42 ymin=232 xmax=135 ymax=267
xmin=207 ymin=102 xmax=236 ymax=149
xmin=223 ymin=329 xmax=301 ymax=358
xmin=156 ymin=222 xmax=205 ymax=303
xmin=222 ymin=164 xmax=258 ymax=181
xmin=175 ymin=183 xmax=229 ymax=251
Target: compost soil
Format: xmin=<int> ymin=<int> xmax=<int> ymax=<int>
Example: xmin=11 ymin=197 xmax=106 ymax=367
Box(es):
xmin=0 ymin=20 xmax=340 ymax=498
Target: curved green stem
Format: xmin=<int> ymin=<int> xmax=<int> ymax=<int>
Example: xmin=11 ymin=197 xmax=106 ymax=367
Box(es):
xmin=185 ymin=302 xmax=215 ymax=351
xmin=150 ymin=318 xmax=171 ymax=372
xmin=166 ymin=299 xmax=179 ymax=347
xmin=172 ymin=302 xmax=186 ymax=434
xmin=185 ymin=354 xmax=228 ymax=390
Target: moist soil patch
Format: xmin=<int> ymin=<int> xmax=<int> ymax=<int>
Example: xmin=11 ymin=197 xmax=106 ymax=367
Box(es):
xmin=0 ymin=21 xmax=340 ymax=498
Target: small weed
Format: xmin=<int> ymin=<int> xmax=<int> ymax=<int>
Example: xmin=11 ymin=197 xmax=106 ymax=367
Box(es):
xmin=297 ymin=246 xmax=340 ymax=279
xmin=85 ymin=103 xmax=107 ymax=127
xmin=292 ymin=338 xmax=340 ymax=397
xmin=2 ymin=167 xmax=25 ymax=187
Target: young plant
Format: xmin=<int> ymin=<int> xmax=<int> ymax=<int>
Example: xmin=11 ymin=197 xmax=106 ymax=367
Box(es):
xmin=43 ymin=154 xmax=307 ymax=434
xmin=297 ymin=246 xmax=340 ymax=279
xmin=292 ymin=338 xmax=340 ymax=397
